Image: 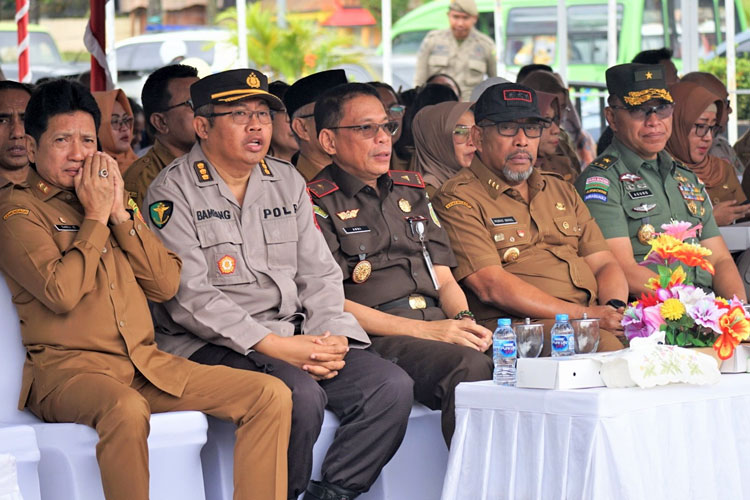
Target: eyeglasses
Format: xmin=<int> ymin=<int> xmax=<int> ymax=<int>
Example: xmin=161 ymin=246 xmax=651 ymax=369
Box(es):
xmin=328 ymin=121 xmax=400 ymax=139
xmin=481 ymin=121 xmax=549 ymax=139
xmin=163 ymin=99 xmax=192 ymax=112
xmin=110 ymin=116 xmax=134 ymax=130
xmin=452 ymin=125 xmax=472 ymax=144
xmin=693 ymin=123 xmax=721 ymax=138
xmin=388 ymin=104 xmax=405 ymax=116
xmin=610 ymin=102 xmax=674 ymax=121
xmin=206 ymin=109 xmax=274 ymax=125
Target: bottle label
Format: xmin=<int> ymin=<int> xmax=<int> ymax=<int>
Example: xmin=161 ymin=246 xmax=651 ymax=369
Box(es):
xmin=551 ymin=334 xmax=571 ymax=352
xmin=494 ymin=339 xmax=517 ymax=358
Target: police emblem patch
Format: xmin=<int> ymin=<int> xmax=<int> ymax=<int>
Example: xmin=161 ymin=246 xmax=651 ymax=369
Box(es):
xmin=218 ymin=255 xmax=236 ymax=275
xmin=149 ymin=200 xmax=174 ymax=229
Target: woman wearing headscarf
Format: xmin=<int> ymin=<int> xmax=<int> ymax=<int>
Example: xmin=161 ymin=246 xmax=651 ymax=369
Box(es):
xmin=519 ymin=69 xmax=596 ymax=167
xmin=92 ymin=89 xmax=138 ymax=174
xmin=534 ymin=91 xmax=579 ymax=182
xmin=665 ymin=81 xmax=750 ymax=226
xmin=681 ymin=71 xmax=745 ymax=175
xmin=413 ymin=101 xmax=475 ymax=198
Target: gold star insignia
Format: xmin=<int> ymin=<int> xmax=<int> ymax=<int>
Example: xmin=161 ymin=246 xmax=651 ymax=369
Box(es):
xmin=645 ymin=71 xmax=653 ymax=79
xmin=603 ymin=158 xmax=610 ymax=163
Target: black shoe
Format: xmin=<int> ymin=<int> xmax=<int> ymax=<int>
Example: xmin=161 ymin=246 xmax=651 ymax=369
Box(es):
xmin=302 ymin=480 xmax=359 ymax=500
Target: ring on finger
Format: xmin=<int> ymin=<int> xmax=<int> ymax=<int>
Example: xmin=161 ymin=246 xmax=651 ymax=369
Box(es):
xmin=99 ymin=169 xmax=109 ymax=178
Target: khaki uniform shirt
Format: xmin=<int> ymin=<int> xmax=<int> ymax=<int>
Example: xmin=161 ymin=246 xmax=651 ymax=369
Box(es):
xmin=706 ymin=160 xmax=746 ymax=206
xmin=145 ymin=144 xmax=369 ymax=359
xmin=293 ymin=152 xmax=325 ymax=182
xmin=123 ymin=139 xmax=177 ymax=210
xmin=574 ymin=137 xmax=719 ymax=290
xmin=434 ymin=159 xmax=608 ymax=325
xmin=0 ymin=170 xmax=190 ymax=409
xmin=414 ymin=28 xmax=497 ymax=100
xmin=310 ymin=164 xmax=456 ymax=320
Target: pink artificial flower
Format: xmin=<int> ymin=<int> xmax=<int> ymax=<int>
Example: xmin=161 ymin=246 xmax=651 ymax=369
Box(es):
xmin=642 ymin=304 xmax=666 ymax=333
xmin=660 ymin=221 xmax=702 ymax=242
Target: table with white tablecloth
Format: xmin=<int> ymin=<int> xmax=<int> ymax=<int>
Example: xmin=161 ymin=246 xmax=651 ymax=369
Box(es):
xmin=442 ymin=375 xmax=750 ymax=500
xmin=719 ymin=223 xmax=750 ymax=251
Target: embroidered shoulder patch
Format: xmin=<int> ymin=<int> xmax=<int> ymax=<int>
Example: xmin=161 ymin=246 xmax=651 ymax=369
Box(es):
xmin=307 ymin=179 xmax=339 ymax=198
xmin=584 ymin=192 xmax=608 ymax=203
xmin=313 ymin=205 xmax=329 ymax=219
xmin=3 ymin=208 xmax=29 ymax=220
xmin=127 ymin=198 xmax=146 ymax=224
xmin=193 ymin=161 xmax=213 ymax=182
xmin=428 ymin=202 xmax=441 ymax=228
xmin=444 ymin=200 xmax=473 ymax=210
xmin=389 ymin=170 xmax=425 ymax=188
xmin=149 ymin=200 xmax=174 ymax=229
xmin=588 ymin=155 xmax=617 ymax=170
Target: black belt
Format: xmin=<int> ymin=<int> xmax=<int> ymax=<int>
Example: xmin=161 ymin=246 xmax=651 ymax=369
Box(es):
xmin=375 ymin=294 xmax=438 ymax=312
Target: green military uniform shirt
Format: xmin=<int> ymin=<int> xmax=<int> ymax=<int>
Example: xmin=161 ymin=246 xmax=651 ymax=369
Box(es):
xmin=574 ymin=137 xmax=720 ymax=290
xmin=414 ymin=28 xmax=496 ymax=101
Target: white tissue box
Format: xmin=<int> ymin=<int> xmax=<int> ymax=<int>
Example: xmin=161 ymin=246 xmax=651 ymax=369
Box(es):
xmin=720 ymin=344 xmax=750 ymax=373
xmin=516 ymin=355 xmax=605 ymax=389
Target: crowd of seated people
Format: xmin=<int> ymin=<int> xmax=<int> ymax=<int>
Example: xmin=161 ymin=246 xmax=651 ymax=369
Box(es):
xmin=3 ymin=10 xmax=750 ymax=499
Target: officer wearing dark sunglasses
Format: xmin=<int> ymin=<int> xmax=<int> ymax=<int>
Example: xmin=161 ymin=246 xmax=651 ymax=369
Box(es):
xmin=575 ymin=63 xmax=746 ymax=301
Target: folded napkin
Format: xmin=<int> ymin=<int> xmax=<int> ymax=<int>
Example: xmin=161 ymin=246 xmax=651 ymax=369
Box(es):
xmin=599 ymin=333 xmax=721 ymax=388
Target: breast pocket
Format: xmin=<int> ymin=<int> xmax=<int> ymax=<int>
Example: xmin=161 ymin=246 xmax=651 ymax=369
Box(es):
xmin=622 ymin=201 xmax=663 ymax=253
xmin=466 ymin=58 xmax=487 ymax=85
xmin=551 ymin=215 xmax=581 ymax=246
xmin=261 ymin=216 xmax=298 ymax=271
xmin=428 ymin=54 xmax=449 ymax=70
xmin=197 ymin=220 xmax=255 ymax=285
xmin=491 ymin=224 xmax=531 ymax=264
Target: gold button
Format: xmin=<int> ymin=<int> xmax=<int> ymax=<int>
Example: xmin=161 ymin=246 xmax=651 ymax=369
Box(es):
xmin=129 ymin=229 xmax=136 ymax=236
xmin=102 ymin=248 xmax=107 ymax=253
xmin=137 ymin=224 xmax=143 ymax=231
xmin=119 ymin=320 xmax=125 ymax=327
xmin=562 ymin=221 xmax=570 ymax=230
xmin=110 ymin=283 xmax=115 ymax=290
xmin=502 ymin=247 xmax=520 ymax=263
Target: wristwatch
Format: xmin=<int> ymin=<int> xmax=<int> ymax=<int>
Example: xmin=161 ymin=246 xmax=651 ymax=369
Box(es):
xmin=606 ymin=299 xmax=627 ymax=309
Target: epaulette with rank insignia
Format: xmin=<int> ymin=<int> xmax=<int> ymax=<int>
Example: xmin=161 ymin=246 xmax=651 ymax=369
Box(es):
xmin=307 ymin=179 xmax=339 ymax=198
xmin=193 ymin=161 xmax=213 ymax=182
xmin=588 ymin=154 xmax=618 ymax=170
xmin=389 ymin=170 xmax=425 ymax=188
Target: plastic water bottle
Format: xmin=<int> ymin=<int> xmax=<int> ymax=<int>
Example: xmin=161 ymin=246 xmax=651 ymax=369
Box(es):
xmin=550 ymin=313 xmax=575 ymax=357
xmin=493 ymin=318 xmax=517 ymax=386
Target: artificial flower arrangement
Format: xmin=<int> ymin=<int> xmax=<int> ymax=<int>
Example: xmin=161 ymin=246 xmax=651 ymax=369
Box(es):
xmin=622 ymin=221 xmax=750 ymax=360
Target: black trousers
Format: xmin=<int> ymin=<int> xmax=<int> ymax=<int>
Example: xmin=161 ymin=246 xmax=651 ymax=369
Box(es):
xmin=190 ymin=344 xmax=413 ymax=498
xmin=369 ymin=335 xmax=493 ymax=446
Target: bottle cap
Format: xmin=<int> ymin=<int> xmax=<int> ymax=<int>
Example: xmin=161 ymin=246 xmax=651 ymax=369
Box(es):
xmin=524 ymin=317 xmax=531 ymax=324
xmin=555 ymin=313 xmax=569 ymax=322
xmin=497 ymin=318 xmax=511 ymax=326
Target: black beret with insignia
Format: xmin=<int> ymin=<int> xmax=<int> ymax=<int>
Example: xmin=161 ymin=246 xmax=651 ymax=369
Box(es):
xmin=283 ymin=69 xmax=348 ymax=119
xmin=606 ymin=63 xmax=673 ymax=108
xmin=190 ymin=68 xmax=283 ymax=111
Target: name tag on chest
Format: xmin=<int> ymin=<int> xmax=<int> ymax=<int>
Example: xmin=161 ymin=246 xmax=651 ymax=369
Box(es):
xmin=491 ymin=216 xmax=517 ymax=226
xmin=342 ymin=225 xmax=371 ymax=234
xmin=54 ymin=224 xmax=80 ymax=231
xmin=627 ymin=189 xmax=653 ymax=200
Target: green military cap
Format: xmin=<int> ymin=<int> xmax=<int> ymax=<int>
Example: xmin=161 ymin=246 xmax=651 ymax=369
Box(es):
xmin=449 ymin=0 xmax=478 ymax=17
xmin=605 ymin=63 xmax=673 ymax=107
xmin=190 ymin=68 xmax=283 ymax=111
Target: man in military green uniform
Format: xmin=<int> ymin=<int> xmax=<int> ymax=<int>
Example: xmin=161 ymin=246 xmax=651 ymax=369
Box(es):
xmin=414 ymin=0 xmax=496 ymax=101
xmin=124 ymin=64 xmax=199 ymax=208
xmin=575 ymin=63 xmax=746 ymax=301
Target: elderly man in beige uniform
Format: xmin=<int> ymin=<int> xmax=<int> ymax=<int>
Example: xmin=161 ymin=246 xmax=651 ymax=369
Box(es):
xmin=145 ymin=68 xmax=413 ymax=500
xmin=414 ymin=0 xmax=496 ymax=101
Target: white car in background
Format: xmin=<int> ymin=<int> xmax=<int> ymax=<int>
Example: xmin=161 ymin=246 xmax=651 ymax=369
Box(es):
xmin=115 ymin=28 xmax=240 ymax=102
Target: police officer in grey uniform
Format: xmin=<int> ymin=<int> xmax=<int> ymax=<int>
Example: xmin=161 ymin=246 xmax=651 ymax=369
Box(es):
xmin=144 ymin=69 xmax=413 ymax=500
xmin=414 ymin=0 xmax=496 ymax=101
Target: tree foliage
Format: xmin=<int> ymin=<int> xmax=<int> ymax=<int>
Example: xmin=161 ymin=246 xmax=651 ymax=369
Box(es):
xmin=215 ymin=3 xmax=363 ymax=82
xmin=698 ymin=57 xmax=750 ymax=121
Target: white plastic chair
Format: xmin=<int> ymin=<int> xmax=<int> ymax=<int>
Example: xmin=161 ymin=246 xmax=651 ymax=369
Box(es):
xmin=0 ymin=425 xmax=41 ymax=500
xmin=0 ymin=278 xmax=209 ymax=500
xmin=202 ymin=404 xmax=449 ymax=500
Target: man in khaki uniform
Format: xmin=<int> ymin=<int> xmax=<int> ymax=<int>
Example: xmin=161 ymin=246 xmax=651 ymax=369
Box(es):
xmin=124 ymin=64 xmax=199 ymax=208
xmin=0 ymin=79 xmax=291 ymax=500
xmin=0 ymin=80 xmax=31 ymax=185
xmin=434 ymin=83 xmax=628 ymax=353
xmin=414 ymin=0 xmax=496 ymax=101
xmin=284 ymin=70 xmax=348 ymax=181
xmin=145 ymin=69 xmax=413 ymax=500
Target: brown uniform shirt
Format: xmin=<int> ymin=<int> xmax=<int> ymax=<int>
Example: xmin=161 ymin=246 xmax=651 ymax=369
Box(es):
xmin=708 ymin=159 xmax=746 ymax=206
xmin=123 ymin=139 xmax=177 ymax=210
xmin=310 ymin=164 xmax=456 ymax=320
xmin=433 ymin=159 xmax=609 ymax=324
xmin=0 ymin=170 xmax=190 ymax=409
xmin=294 ymin=152 xmax=325 ymax=182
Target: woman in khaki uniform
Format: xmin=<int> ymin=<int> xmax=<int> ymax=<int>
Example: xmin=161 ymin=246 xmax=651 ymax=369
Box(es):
xmin=534 ymin=91 xmax=580 ymax=183
xmin=413 ymin=101 xmax=476 ymax=197
xmin=665 ymin=81 xmax=750 ymax=226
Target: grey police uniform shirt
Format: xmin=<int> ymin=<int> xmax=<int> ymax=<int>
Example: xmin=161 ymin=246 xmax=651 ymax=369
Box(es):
xmin=144 ymin=143 xmax=370 ymax=359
